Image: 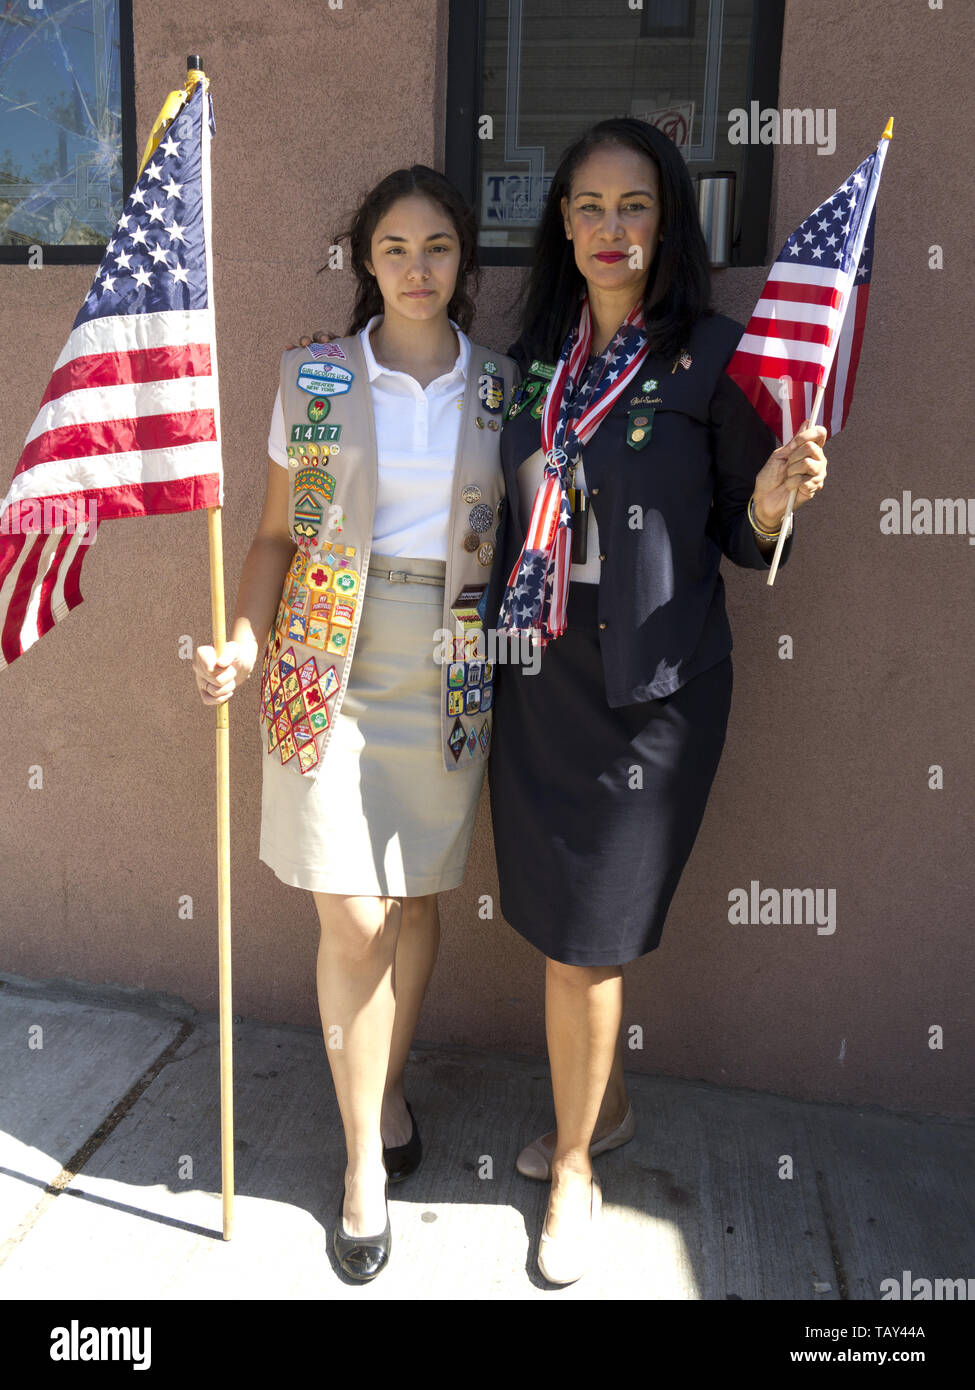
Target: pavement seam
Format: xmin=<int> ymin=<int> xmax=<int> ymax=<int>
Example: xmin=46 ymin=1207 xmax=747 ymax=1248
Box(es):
xmin=812 ymin=1160 xmax=850 ymax=1300
xmin=0 ymin=1019 xmax=196 ymax=1270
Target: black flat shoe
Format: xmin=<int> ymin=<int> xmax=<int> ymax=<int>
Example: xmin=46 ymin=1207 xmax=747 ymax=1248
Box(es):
xmin=333 ymin=1179 xmax=391 ymax=1281
xmin=383 ymin=1101 xmax=422 ymax=1184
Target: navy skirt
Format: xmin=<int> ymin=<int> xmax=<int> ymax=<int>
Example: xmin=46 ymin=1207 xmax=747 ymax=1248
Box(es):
xmin=488 ymin=583 xmax=733 ymax=967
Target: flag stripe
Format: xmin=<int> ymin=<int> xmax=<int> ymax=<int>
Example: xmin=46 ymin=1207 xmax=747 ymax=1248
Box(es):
xmin=759 ymin=279 xmax=844 ymax=308
xmin=6 ymin=440 xmax=223 ymax=505
xmin=746 ymin=316 xmax=834 ymax=347
xmin=25 ymin=376 xmax=218 ymax=451
xmin=17 ymin=409 xmax=217 ymax=472
xmin=51 ymin=308 xmax=215 ymax=371
xmin=40 ymin=343 xmax=213 ymax=408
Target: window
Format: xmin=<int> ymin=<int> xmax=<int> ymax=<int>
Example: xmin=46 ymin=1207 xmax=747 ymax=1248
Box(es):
xmin=0 ymin=0 xmax=136 ymax=263
xmin=445 ymin=0 xmax=784 ymax=267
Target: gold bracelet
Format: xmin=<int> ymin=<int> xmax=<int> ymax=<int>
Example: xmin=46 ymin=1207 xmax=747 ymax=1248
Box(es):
xmin=748 ymin=494 xmax=781 ymax=539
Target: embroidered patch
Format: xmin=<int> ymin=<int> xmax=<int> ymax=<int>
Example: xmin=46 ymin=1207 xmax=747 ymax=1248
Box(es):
xmin=480 ymin=685 xmax=494 ymax=712
xmin=297 ymin=362 xmax=354 ymax=396
xmin=627 ymin=408 xmax=654 ymax=450
xmin=447 ymin=717 xmax=466 ymax=762
xmin=462 ymin=484 xmax=482 ymax=504
xmin=462 ymin=532 xmax=480 ymax=552
xmin=306 ymin=342 xmax=347 ymax=360
xmin=465 ymin=688 xmax=481 ymax=714
xmin=465 ymin=727 xmax=478 ymax=756
xmin=326 ymin=628 xmax=349 ymax=655
xmin=447 ymin=662 xmax=466 ymax=690
xmin=447 ymin=690 xmax=464 ymax=716
xmin=478 ymin=372 xmax=504 ymax=414
xmin=478 ymin=719 xmax=491 ymax=754
xmin=477 ymin=541 xmax=495 ymax=566
xmin=307 ymin=397 xmax=330 ymax=423
xmin=466 ymin=661 xmax=483 ymax=688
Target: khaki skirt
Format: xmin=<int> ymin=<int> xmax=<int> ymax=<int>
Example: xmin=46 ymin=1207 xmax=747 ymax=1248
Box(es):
xmin=259 ymin=555 xmax=484 ymax=896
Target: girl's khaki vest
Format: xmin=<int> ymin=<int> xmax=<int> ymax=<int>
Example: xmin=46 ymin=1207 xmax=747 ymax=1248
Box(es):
xmin=258 ymin=333 xmax=516 ymax=783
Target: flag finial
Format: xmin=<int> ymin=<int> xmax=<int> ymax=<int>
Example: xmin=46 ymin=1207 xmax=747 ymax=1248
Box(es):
xmin=882 ymin=116 xmax=893 ymax=140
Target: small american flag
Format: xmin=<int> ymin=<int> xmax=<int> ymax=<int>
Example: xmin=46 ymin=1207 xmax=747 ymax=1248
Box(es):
xmin=0 ymin=79 xmax=221 ymax=671
xmin=725 ymin=126 xmax=890 ymax=443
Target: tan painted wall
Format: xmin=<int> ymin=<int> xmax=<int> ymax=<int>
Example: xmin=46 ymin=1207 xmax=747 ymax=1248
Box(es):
xmin=1 ymin=0 xmax=971 ymax=1115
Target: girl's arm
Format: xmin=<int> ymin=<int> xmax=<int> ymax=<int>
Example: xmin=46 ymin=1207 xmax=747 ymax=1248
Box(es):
xmin=192 ymin=458 xmax=295 ymax=706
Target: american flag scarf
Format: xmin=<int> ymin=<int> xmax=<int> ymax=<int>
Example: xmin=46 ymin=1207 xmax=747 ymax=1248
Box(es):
xmin=497 ymin=295 xmax=649 ymax=645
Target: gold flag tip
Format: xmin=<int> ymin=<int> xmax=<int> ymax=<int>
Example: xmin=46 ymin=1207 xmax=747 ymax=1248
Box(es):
xmin=882 ymin=117 xmax=894 ymax=140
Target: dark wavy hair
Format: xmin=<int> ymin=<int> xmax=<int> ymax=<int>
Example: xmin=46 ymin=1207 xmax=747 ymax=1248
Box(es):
xmin=331 ymin=165 xmax=480 ymax=335
xmin=514 ymin=118 xmax=713 ymax=364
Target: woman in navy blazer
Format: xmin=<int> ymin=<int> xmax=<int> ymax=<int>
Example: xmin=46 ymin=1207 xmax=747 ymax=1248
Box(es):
xmin=488 ymin=118 xmax=828 ymax=1285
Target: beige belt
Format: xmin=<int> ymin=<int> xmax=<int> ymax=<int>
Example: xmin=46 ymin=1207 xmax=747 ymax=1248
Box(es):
xmin=367 ymin=553 xmax=446 ymax=588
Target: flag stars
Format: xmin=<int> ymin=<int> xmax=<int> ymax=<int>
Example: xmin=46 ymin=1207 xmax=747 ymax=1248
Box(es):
xmin=114 ymin=248 xmax=132 ymax=269
xmin=148 ymin=243 xmax=171 ymax=265
xmin=132 ymin=266 xmax=153 ymax=290
xmin=162 ymin=177 xmax=182 ymax=201
xmin=146 ymin=201 xmax=167 ymax=223
xmin=165 ymin=220 xmax=187 ymax=244
xmin=130 ymin=226 xmax=148 ymax=247
xmin=143 ymin=160 xmax=164 ymax=182
xmin=116 ymin=212 xmax=131 ymax=231
xmin=130 ymin=187 xmax=146 ymax=207
xmin=101 ymin=273 xmax=116 ymax=292
xmin=159 ymin=134 xmax=181 ymax=158
xmin=167 ymin=263 xmax=189 ymax=285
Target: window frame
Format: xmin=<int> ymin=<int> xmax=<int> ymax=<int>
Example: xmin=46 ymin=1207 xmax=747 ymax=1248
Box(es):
xmin=444 ymin=0 xmax=785 ymax=269
xmin=0 ymin=0 xmax=137 ymax=265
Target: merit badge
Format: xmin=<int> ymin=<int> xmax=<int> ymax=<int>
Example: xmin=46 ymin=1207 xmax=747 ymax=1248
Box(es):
xmin=297 ymin=362 xmax=354 ymax=397
xmin=448 ymin=662 xmax=466 ymax=690
xmin=477 ymin=541 xmax=495 ymax=566
xmin=462 ymin=484 xmax=481 ymax=504
xmin=331 ymin=599 xmax=355 ymax=628
xmin=450 ymin=584 xmax=487 ymax=631
xmin=466 ymin=661 xmax=483 ymax=688
xmin=308 ymin=397 xmax=330 ymax=423
xmin=483 ymin=359 xmax=497 ymax=373
xmin=478 ymin=719 xmax=491 ymax=753
xmin=447 ymin=690 xmax=464 ymax=717
xmin=465 ymin=688 xmax=481 ymax=714
xmin=326 ymin=628 xmax=349 ymax=655
xmin=306 ymin=621 xmax=327 ymax=649
xmin=447 ymin=717 xmax=466 ymax=763
xmin=332 ymin=569 xmax=360 ymax=598
xmin=463 ymin=532 xmax=480 ymax=552
xmin=474 ymin=416 xmax=485 ymax=429
xmin=477 ymin=373 xmax=504 ymax=414
xmin=487 ymin=419 xmax=499 ymax=431
xmin=627 ymin=408 xmax=654 ymax=450
xmin=465 ymin=728 xmax=477 ymax=757
xmin=505 ymin=378 xmax=541 ymax=421
xmin=480 ymin=686 xmax=494 ymax=712
xmin=468 ymin=502 xmax=494 ymax=533
xmin=530 ymin=386 xmax=550 ymax=420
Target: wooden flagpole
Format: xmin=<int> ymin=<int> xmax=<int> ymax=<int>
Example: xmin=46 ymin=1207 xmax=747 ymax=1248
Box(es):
xmin=208 ymin=499 xmax=235 ymax=1240
xmin=140 ymin=57 xmax=235 ymax=1239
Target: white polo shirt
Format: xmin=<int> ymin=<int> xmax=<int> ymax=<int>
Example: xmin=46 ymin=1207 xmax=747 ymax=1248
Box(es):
xmin=268 ymin=315 xmax=468 ymax=559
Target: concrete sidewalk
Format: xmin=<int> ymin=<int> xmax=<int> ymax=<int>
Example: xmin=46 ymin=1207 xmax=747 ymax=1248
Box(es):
xmin=1 ymin=972 xmax=972 ymax=1301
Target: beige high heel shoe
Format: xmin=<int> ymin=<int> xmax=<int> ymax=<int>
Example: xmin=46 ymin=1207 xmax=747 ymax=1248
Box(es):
xmin=537 ymin=1177 xmax=602 ymax=1285
xmin=516 ymin=1103 xmax=635 ymax=1180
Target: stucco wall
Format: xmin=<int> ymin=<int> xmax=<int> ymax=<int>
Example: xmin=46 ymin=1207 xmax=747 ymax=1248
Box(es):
xmin=1 ymin=0 xmax=971 ymax=1115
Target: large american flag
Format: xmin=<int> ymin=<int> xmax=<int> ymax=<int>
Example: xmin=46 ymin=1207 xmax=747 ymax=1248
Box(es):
xmin=725 ymin=127 xmax=890 ymax=443
xmin=0 ymin=79 xmax=221 ymax=671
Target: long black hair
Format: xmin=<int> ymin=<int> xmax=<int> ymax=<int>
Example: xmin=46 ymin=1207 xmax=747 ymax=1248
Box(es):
xmin=333 ymin=165 xmax=480 ymax=335
xmin=514 ymin=118 xmax=713 ymax=364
